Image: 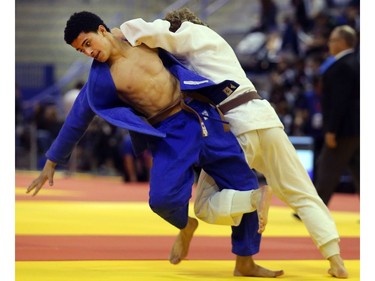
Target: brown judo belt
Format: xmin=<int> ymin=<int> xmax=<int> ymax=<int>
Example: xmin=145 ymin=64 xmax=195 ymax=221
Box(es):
xmin=147 ymin=95 xmax=208 ymax=137
xmin=217 ymin=90 xmax=262 ymax=114
xmin=147 ymin=90 xmax=261 ymax=137
xmin=147 ymin=98 xmax=182 ymax=125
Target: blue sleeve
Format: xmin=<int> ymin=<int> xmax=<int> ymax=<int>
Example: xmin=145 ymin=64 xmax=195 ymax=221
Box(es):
xmin=46 ymin=84 xmax=95 ymax=165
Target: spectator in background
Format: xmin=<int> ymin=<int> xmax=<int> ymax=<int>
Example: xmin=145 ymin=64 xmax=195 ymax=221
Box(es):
xmin=74 ymin=117 xmax=124 ymax=175
xmin=16 ymin=83 xmax=31 ymax=168
xmin=63 ymin=80 xmax=85 ymax=118
xmin=280 ymin=16 xmax=301 ymax=56
xmin=33 ymin=102 xmax=63 ymax=168
xmin=70 ymin=116 xmax=104 ymax=172
xmin=315 ymin=25 xmax=360 ymax=206
xmin=16 ymin=83 xmax=26 ymax=149
xmin=335 ymin=0 xmax=360 ymax=31
xmin=120 ymin=132 xmax=151 ymax=182
xmin=247 ymin=0 xmax=278 ymax=34
xmin=62 ymin=81 xmax=85 ymax=174
xmin=16 ymin=83 xmax=24 ymax=127
xmin=93 ymin=119 xmax=124 ymax=176
xmin=258 ymin=0 xmax=278 ymax=32
xmin=291 ymin=0 xmax=312 ymax=32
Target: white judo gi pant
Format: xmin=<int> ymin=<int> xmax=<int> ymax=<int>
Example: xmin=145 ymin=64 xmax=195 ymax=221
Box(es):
xmin=195 ymin=127 xmax=341 ymax=259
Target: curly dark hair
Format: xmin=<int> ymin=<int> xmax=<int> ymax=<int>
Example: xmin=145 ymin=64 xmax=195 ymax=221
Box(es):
xmin=64 ymin=11 xmax=110 ymax=44
xmin=164 ymin=7 xmax=208 ymax=32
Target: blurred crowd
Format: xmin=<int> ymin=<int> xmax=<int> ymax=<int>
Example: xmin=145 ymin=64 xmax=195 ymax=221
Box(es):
xmin=236 ymin=0 xmax=359 ymax=183
xmin=16 ymin=80 xmax=151 ymax=182
xmin=15 ymin=0 xmax=359 ymax=183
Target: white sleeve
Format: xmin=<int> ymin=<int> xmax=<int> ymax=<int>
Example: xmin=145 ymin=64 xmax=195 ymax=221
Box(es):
xmin=120 ymin=18 xmax=217 ymax=56
xmin=120 ymin=18 xmax=255 ymax=91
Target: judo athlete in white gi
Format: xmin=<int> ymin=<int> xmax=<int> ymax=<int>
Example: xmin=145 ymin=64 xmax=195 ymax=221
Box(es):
xmin=26 ymin=11 xmax=283 ymax=278
xmin=117 ymin=8 xmax=348 ymax=278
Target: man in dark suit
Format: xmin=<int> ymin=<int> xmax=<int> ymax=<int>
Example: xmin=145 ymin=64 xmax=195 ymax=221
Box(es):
xmin=315 ymin=25 xmax=360 ymax=206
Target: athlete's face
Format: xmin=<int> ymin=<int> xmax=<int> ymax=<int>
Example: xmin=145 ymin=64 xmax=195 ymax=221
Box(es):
xmin=71 ymin=25 xmax=110 ymax=62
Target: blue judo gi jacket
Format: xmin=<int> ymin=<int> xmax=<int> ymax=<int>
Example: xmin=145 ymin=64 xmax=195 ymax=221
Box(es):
xmin=46 ymin=49 xmax=239 ymax=164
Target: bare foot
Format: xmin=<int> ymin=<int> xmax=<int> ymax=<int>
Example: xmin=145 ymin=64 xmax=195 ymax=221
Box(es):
xmin=328 ymin=254 xmax=348 ymax=278
xmin=251 ymin=185 xmax=272 ymax=233
xmin=234 ymin=255 xmax=284 ymax=277
xmin=169 ymin=216 xmax=198 ymax=264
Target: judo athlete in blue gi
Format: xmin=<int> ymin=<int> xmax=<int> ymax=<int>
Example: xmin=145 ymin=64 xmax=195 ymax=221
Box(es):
xmin=26 ymin=11 xmax=282 ymax=277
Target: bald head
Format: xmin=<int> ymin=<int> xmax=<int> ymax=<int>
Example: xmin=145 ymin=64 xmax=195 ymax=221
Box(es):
xmin=328 ymin=25 xmax=357 ymax=56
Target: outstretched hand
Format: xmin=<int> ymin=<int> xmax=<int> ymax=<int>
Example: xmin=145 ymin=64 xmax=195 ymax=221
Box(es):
xmin=26 ymin=159 xmax=57 ymax=196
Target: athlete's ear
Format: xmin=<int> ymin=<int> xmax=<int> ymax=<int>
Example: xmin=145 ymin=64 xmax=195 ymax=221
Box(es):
xmin=98 ymin=25 xmax=107 ymax=34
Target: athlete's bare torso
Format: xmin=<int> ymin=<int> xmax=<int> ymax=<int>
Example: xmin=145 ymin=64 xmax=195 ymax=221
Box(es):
xmin=109 ymin=40 xmax=181 ymax=117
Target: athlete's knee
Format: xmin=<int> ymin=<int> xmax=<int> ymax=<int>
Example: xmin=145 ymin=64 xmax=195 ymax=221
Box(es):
xmin=149 ymin=196 xmax=188 ymax=229
xmin=194 ymin=189 xmax=243 ymax=225
xmin=149 ymin=194 xmax=183 ymax=216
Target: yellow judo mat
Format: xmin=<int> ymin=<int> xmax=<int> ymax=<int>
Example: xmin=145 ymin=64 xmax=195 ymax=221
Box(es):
xmin=16 ymin=260 xmax=360 ymax=281
xmin=15 ymin=172 xmax=360 ymax=280
xmin=15 ymin=201 xmax=359 ymax=237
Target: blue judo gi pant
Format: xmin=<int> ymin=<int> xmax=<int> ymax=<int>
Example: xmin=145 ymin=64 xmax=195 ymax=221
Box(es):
xmin=147 ymin=99 xmax=261 ymax=256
